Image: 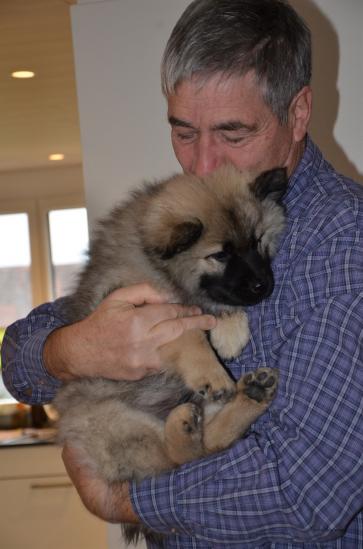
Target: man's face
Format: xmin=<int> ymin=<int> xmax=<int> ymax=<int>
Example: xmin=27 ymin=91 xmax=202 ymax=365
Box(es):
xmin=167 ymin=71 xmax=309 ymax=177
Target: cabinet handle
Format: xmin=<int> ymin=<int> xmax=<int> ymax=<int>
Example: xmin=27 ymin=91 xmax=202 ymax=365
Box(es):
xmin=30 ymin=481 xmax=73 ymax=490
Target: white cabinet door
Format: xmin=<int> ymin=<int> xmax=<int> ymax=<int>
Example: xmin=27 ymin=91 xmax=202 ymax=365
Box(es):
xmin=0 ymin=445 xmax=108 ymax=549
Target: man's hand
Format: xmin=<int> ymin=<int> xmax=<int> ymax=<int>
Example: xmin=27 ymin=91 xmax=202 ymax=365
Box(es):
xmin=62 ymin=445 xmax=139 ymax=524
xmin=44 ymin=282 xmax=216 ymax=381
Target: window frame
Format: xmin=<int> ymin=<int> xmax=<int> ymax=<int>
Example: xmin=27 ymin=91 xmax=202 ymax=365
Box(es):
xmin=0 ymin=193 xmax=86 ymax=310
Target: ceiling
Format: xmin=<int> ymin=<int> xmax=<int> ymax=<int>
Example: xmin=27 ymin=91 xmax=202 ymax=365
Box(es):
xmin=0 ymin=0 xmax=81 ymax=172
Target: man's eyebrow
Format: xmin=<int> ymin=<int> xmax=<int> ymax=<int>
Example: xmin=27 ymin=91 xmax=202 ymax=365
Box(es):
xmin=168 ymin=116 xmax=195 ymax=129
xmin=168 ymin=116 xmax=256 ymax=132
xmin=212 ymin=120 xmax=256 ymax=132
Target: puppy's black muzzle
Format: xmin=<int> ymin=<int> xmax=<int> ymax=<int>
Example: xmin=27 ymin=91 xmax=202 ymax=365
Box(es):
xmin=201 ymin=250 xmax=274 ymax=307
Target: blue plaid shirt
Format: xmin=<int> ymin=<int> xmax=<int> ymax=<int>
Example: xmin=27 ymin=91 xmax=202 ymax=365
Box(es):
xmin=2 ymin=137 xmax=363 ymax=548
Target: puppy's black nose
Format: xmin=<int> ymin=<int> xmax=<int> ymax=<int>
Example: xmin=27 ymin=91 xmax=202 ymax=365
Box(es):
xmin=248 ymin=278 xmax=273 ymax=299
xmin=249 ymin=280 xmax=266 ymax=294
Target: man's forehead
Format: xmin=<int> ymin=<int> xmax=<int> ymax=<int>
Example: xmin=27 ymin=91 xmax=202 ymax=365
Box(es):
xmin=170 ymin=70 xmax=260 ymax=98
xmin=167 ymin=72 xmax=266 ymax=121
xmin=167 ymin=93 xmax=262 ymax=133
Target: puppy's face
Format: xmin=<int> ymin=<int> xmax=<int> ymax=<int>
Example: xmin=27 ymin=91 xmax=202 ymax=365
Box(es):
xmin=199 ymin=236 xmax=275 ymax=308
xmin=143 ymin=165 xmax=287 ymax=314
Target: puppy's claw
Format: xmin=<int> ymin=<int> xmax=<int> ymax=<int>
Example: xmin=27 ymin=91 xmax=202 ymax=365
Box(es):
xmin=188 ymin=367 xmax=236 ymax=402
xmin=175 ymin=403 xmax=203 ymax=435
xmin=212 ymin=388 xmax=235 ymax=403
xmin=198 ymin=384 xmax=211 ymax=398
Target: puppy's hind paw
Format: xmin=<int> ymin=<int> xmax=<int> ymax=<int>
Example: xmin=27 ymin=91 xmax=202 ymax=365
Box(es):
xmin=238 ymin=367 xmax=278 ymax=404
xmin=165 ymin=403 xmax=204 ymax=464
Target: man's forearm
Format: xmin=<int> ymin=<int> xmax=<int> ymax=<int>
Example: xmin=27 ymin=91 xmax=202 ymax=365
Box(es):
xmin=109 ymin=481 xmax=140 ymax=524
xmin=62 ymin=445 xmax=140 ymax=524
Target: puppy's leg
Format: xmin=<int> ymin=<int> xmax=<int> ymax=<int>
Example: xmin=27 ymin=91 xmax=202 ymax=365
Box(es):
xmin=58 ymin=399 xmax=176 ymax=482
xmin=210 ymin=311 xmax=250 ymax=360
xmin=164 ymin=402 xmax=205 ymax=464
xmin=102 ymin=420 xmax=175 ymax=481
xmin=160 ymin=329 xmax=235 ymax=400
xmin=203 ymin=367 xmax=278 ymax=453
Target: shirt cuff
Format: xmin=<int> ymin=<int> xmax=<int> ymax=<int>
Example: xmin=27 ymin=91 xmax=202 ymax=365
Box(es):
xmin=22 ymin=326 xmax=63 ymax=387
xmin=130 ymin=471 xmax=191 ymax=537
xmin=4 ymin=325 xmax=63 ymax=404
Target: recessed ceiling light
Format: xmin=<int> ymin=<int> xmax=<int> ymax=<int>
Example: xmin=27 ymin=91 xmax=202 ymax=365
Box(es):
xmin=11 ymin=70 xmax=35 ymax=79
xmin=49 ymin=154 xmax=65 ymax=161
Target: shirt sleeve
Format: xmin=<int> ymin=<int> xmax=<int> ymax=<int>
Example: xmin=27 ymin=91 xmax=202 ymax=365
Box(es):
xmin=1 ymin=299 xmax=68 ymax=404
xmin=130 ymin=292 xmax=363 ymax=545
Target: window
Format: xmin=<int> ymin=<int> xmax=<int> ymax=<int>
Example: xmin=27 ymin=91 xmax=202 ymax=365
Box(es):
xmin=48 ymin=208 xmax=89 ymax=298
xmin=0 ymin=198 xmax=89 ymax=401
xmin=0 ymin=213 xmax=32 ymax=327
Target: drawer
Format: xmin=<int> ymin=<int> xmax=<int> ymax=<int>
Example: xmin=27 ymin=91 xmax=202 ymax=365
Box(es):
xmin=0 ymin=475 xmax=107 ymax=549
xmin=0 ymin=445 xmax=65 ymax=479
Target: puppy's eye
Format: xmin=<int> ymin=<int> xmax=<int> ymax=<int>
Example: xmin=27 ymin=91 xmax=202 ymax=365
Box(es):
xmin=206 ymin=251 xmax=229 ymax=263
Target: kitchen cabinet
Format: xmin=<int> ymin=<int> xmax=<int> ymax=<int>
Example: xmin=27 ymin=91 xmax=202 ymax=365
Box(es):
xmin=0 ymin=444 xmax=108 ymax=549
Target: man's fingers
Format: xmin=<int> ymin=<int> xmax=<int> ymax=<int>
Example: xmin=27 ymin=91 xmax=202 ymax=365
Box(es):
xmin=100 ymin=284 xmax=207 ymax=325
xmin=132 ymin=303 xmax=202 ymax=326
xmin=174 ymin=313 xmax=217 ymax=333
xmin=152 ymin=313 xmax=217 ymax=346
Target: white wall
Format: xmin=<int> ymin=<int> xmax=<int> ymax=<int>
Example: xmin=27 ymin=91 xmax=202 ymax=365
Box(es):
xmin=291 ymin=0 xmax=363 ymax=183
xmin=71 ymin=0 xmax=191 ymax=228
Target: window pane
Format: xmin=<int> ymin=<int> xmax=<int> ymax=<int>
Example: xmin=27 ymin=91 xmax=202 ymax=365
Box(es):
xmin=0 ymin=213 xmax=32 ymax=327
xmin=48 ymin=208 xmax=89 ymax=298
xmin=0 ymin=213 xmax=32 ymax=402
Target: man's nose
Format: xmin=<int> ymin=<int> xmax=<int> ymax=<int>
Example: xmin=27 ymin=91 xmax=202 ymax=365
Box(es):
xmin=192 ymin=137 xmax=222 ymax=177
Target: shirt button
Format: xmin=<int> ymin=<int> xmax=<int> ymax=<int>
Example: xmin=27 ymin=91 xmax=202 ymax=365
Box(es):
xmin=170 ymin=528 xmax=177 ymax=534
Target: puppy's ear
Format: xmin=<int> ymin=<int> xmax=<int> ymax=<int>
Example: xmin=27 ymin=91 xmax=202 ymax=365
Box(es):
xmin=158 ymin=219 xmax=203 ymax=260
xmin=251 ymin=168 xmax=288 ymax=204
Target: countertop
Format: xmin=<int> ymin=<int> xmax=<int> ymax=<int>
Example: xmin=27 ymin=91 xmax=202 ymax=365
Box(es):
xmin=0 ymin=427 xmax=57 ymax=448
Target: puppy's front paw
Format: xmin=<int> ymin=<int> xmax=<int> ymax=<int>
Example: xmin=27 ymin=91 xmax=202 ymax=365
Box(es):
xmin=238 ymin=367 xmax=278 ymax=404
xmin=210 ymin=311 xmax=250 ymax=359
xmin=189 ymin=367 xmax=236 ymax=403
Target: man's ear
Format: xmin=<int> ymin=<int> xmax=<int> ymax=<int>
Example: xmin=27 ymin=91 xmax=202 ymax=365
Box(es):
xmin=157 ymin=219 xmax=203 ymax=259
xmin=251 ymin=168 xmax=288 ymax=204
xmin=290 ymin=85 xmax=312 ymax=142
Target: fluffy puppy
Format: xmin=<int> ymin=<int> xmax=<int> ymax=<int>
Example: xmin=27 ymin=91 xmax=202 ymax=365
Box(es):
xmin=54 ymin=164 xmax=287 ymax=544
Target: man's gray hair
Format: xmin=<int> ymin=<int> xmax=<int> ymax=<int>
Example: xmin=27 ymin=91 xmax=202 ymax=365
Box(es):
xmin=161 ymin=0 xmax=311 ymax=123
